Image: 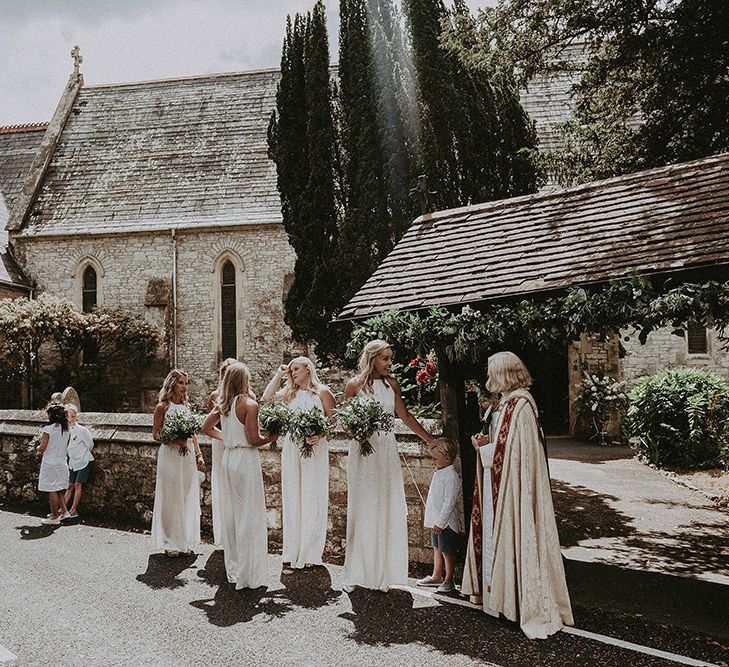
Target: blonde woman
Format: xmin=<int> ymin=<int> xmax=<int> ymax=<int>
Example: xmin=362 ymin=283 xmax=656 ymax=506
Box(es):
xmin=342 ymin=339 xmax=434 ymax=592
xmin=151 ymin=370 xmax=204 ymax=557
xmin=202 ymin=362 xmax=277 ymax=589
xmin=462 ymin=352 xmax=573 ymax=639
xmin=262 ymin=357 xmax=335 ymax=571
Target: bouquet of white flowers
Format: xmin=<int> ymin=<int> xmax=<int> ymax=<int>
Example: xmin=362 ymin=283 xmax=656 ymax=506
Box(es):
xmin=336 ymin=394 xmax=394 ymax=457
xmin=258 ymin=401 xmax=293 ymax=436
xmin=158 ymin=409 xmax=204 ymax=456
xmin=287 ymin=407 xmax=333 ymax=458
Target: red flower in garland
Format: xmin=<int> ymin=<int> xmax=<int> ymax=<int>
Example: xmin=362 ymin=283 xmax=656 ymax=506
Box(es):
xmin=425 ymin=360 xmax=438 ymax=375
xmin=409 ymin=356 xmax=421 ymax=368
xmin=415 ymin=369 xmax=431 ymax=384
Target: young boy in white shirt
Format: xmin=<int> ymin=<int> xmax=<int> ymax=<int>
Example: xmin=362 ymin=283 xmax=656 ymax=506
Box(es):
xmin=417 ymin=437 xmax=464 ymax=593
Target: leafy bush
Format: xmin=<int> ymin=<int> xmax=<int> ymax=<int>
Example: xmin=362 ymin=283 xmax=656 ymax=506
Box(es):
xmin=623 ymin=368 xmax=729 ymax=471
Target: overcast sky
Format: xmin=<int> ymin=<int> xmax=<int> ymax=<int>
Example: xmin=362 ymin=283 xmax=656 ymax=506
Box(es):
xmin=0 ymin=0 xmax=489 ymax=126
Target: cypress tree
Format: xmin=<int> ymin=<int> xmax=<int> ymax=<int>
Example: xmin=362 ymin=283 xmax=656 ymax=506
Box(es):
xmin=335 ymin=0 xmax=393 ymax=306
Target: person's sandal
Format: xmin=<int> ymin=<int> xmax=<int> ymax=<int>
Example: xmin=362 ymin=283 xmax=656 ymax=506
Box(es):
xmin=165 ymin=550 xmax=180 ymax=557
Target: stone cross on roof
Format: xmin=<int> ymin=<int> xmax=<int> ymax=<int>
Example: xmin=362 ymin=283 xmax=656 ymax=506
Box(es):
xmin=71 ymin=45 xmax=83 ymax=76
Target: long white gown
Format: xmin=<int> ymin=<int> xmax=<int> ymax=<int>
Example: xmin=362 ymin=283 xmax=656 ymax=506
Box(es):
xmin=219 ymin=396 xmax=268 ymax=589
xmin=342 ymin=379 xmax=407 ymax=591
xmin=151 ymin=402 xmax=201 ymax=552
xmin=280 ymin=389 xmax=329 ymax=569
xmin=210 ymin=438 xmax=223 ymax=544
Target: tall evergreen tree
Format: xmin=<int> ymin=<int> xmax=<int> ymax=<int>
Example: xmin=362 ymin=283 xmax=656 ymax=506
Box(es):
xmin=335 ymin=0 xmax=393 ymax=308
xmin=268 ymin=7 xmax=340 ymax=346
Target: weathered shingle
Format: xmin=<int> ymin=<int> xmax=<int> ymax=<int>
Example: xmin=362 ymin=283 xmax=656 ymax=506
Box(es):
xmin=0 ymin=125 xmax=47 ymax=212
xmin=337 ymin=153 xmax=729 ymax=320
xmin=19 ymin=70 xmax=283 ymax=236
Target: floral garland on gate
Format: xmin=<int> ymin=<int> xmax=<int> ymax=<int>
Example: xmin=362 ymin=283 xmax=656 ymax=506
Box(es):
xmin=346 ymin=276 xmax=729 ymax=364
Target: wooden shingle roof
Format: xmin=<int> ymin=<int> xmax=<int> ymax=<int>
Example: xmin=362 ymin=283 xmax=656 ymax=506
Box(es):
xmin=338 ymin=153 xmax=729 ymax=320
xmin=18 ymin=70 xmax=282 ymax=237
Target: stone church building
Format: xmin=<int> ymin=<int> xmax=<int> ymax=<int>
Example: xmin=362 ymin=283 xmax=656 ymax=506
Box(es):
xmin=1 ymin=52 xmax=727 ymax=421
xmin=2 ymin=67 xmax=297 ymax=408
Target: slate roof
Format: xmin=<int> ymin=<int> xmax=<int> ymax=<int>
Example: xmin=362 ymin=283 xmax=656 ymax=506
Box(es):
xmin=0 ymin=124 xmax=47 ymax=212
xmin=18 ymin=70 xmax=282 ymax=237
xmin=337 ymin=153 xmax=729 ymax=320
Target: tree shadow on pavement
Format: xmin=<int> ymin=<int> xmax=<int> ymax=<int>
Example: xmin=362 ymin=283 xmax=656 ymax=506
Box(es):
xmin=551 ymin=479 xmax=729 ymax=577
xmin=15 ymin=523 xmax=60 ymax=540
xmin=136 ymin=552 xmax=198 ymax=590
xmin=551 ymin=479 xmax=636 ymax=548
xmin=339 ymin=588 xmax=664 ymax=667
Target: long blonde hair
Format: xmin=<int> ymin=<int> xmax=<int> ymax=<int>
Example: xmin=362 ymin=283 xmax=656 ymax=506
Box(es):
xmin=281 ymin=356 xmax=325 ymax=404
xmin=358 ymin=339 xmax=391 ymax=394
xmin=216 ymin=362 xmax=251 ymax=416
xmin=486 ymin=352 xmax=533 ymax=394
xmin=158 ymin=369 xmax=189 ymax=405
xmin=216 ymin=357 xmax=237 ymax=393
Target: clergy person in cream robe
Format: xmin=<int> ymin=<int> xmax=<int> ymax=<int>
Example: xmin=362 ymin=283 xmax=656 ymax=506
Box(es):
xmin=462 ymin=351 xmax=573 ymax=639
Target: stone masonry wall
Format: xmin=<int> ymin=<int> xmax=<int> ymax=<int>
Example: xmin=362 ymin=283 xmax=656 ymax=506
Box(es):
xmin=0 ymin=410 xmax=438 ymax=566
xmin=13 ymin=225 xmax=297 ymax=409
xmin=621 ymin=326 xmax=729 ymax=384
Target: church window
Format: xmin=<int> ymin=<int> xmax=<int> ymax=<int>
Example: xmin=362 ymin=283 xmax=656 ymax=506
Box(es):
xmin=82 ymin=265 xmax=97 ymax=313
xmin=687 ymin=321 xmax=708 ymax=355
xmin=221 ymin=260 xmax=237 ymax=359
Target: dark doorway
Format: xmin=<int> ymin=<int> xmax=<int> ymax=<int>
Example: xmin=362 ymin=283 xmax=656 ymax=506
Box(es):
xmin=515 ymin=345 xmax=570 ymax=434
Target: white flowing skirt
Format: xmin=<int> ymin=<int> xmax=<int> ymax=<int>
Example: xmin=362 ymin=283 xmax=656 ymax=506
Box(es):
xmin=38 ymin=458 xmax=69 ymax=492
xmin=219 ymin=446 xmax=268 ymax=589
xmin=280 ymin=435 xmax=329 ymax=568
xmin=151 ymin=442 xmax=201 ymax=552
xmin=343 ymin=430 xmax=408 ymax=590
xmin=210 ymin=439 xmax=224 ymax=545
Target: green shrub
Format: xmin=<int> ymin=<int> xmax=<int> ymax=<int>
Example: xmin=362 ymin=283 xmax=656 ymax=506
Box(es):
xmin=623 ymin=367 xmax=729 ymax=471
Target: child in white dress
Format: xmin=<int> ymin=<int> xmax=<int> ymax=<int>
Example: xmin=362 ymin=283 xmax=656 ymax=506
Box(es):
xmin=203 ymin=362 xmax=278 ymax=589
xmin=38 ymin=404 xmax=71 ymax=525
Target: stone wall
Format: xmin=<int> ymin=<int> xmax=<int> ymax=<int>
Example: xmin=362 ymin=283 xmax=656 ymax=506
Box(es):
xmin=621 ymin=326 xmax=729 ymax=384
xmin=0 ymin=410 xmax=438 ymax=565
xmin=12 ymin=224 xmax=297 ymax=409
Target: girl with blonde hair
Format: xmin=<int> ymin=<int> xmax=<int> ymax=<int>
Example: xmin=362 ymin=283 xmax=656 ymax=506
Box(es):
xmin=463 ymin=351 xmax=573 ymax=639
xmin=151 ymin=369 xmax=204 ymax=556
xmin=203 ymin=362 xmax=278 ymax=589
xmin=342 ymin=340 xmax=434 ymax=592
xmin=262 ymin=356 xmax=335 ymax=570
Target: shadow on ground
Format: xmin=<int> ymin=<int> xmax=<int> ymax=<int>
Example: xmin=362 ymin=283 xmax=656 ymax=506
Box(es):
xmin=136 ymin=552 xmax=199 ymax=590
xmin=14 ymin=523 xmax=60 ymax=540
xmin=188 ymin=552 xmax=340 ymax=627
xmin=552 ymin=479 xmax=729 ymax=578
xmin=340 ymin=588 xmax=673 ymax=667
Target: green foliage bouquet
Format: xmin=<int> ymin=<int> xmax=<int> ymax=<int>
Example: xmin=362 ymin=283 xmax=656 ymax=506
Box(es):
xmin=623 ymin=368 xmax=729 ymax=471
xmin=287 ymin=407 xmax=333 ymax=458
xmin=258 ymin=402 xmax=293 ymax=437
xmin=336 ymin=394 xmax=395 ymax=457
xmin=158 ymin=409 xmax=204 ymax=456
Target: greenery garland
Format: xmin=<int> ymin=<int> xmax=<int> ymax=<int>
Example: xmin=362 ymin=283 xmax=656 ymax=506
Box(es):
xmin=347 ymin=276 xmax=729 ymax=364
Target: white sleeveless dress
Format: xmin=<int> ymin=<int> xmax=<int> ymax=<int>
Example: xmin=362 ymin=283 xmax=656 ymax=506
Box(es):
xmin=151 ymin=402 xmax=201 ymax=552
xmin=219 ymin=396 xmax=268 ymax=589
xmin=280 ymin=389 xmax=330 ymax=568
xmin=342 ymin=379 xmax=408 ymax=590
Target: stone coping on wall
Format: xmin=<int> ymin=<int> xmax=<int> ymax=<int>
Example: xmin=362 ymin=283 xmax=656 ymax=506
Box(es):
xmin=0 ymin=410 xmax=440 ymax=454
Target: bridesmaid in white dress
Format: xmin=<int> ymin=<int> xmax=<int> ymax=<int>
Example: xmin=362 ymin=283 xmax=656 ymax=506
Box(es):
xmin=151 ymin=370 xmax=205 ymax=557
xmin=203 ymin=362 xmax=278 ymax=589
xmin=342 ymin=339 xmax=434 ymax=592
xmin=262 ymin=357 xmax=335 ymax=571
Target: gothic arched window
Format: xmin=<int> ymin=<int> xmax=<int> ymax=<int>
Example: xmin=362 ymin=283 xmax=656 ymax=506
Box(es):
xmin=221 ymin=260 xmax=237 ymax=359
xmin=82 ymin=265 xmax=97 ymax=313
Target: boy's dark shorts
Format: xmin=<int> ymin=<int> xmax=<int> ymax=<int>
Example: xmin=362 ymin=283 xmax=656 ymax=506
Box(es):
xmin=69 ymin=463 xmax=92 ymax=484
xmin=431 ymin=527 xmax=463 ymax=554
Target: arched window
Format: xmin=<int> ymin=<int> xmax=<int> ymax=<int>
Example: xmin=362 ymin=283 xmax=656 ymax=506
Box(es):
xmin=82 ymin=265 xmax=97 ymax=313
xmin=220 ymin=260 xmax=237 ymax=359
